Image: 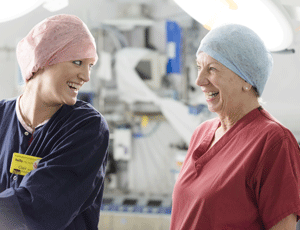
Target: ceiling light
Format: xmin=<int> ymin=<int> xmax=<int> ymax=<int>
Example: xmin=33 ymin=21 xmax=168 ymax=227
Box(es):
xmin=172 ymin=0 xmax=294 ymax=51
xmin=0 ymin=0 xmax=45 ymax=23
xmin=43 ymin=0 xmax=69 ymax=12
xmin=0 ymin=0 xmax=69 ymax=23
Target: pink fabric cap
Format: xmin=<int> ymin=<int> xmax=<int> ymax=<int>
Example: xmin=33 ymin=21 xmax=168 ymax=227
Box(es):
xmin=16 ymin=14 xmax=98 ymax=82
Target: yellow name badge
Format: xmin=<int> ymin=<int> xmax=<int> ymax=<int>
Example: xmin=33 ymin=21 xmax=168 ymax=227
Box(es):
xmin=10 ymin=153 xmax=42 ymax=176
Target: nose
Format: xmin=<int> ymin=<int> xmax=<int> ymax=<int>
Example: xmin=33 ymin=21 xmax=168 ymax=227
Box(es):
xmin=78 ymin=65 xmax=91 ymax=83
xmin=195 ymin=68 xmax=210 ymax=86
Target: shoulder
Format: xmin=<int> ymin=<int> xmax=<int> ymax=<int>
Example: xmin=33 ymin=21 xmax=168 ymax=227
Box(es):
xmin=0 ymin=98 xmax=16 ymax=110
xmin=255 ymin=109 xmax=296 ymax=145
xmin=248 ymin=109 xmax=300 ymax=170
xmin=72 ymin=100 xmax=102 ymax=116
xmin=189 ymin=118 xmax=219 ymax=144
xmin=194 ymin=118 xmax=219 ymax=134
xmin=0 ymin=98 xmax=17 ymax=120
xmin=64 ymin=100 xmax=104 ymax=120
xmin=53 ymin=100 xmax=109 ymax=134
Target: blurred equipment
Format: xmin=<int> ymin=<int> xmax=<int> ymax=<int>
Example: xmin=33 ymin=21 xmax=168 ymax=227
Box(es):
xmin=166 ymin=20 xmax=182 ymax=74
xmin=103 ymin=0 xmax=153 ymax=31
xmin=99 ymin=194 xmax=171 ymax=230
xmin=115 ymin=47 xmax=163 ymax=104
xmin=115 ymin=47 xmax=213 ymax=144
xmin=114 ymin=125 xmax=132 ymax=161
xmin=166 ymin=21 xmax=183 ymax=99
xmin=135 ymin=51 xmax=167 ymax=90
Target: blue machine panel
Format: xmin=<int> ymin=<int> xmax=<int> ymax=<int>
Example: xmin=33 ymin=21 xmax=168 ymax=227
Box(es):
xmin=166 ymin=20 xmax=182 ymax=74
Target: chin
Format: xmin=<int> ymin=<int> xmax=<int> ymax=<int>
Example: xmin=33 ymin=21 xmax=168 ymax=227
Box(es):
xmin=208 ymin=108 xmax=217 ymax=113
xmin=64 ymin=98 xmax=77 ymax=106
xmin=208 ymin=105 xmax=222 ymax=114
xmin=207 ymin=100 xmax=222 ymax=113
xmin=207 ymin=104 xmax=217 ymax=112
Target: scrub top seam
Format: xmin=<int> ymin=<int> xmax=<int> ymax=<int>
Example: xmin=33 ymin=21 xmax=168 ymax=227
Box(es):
xmin=194 ymin=108 xmax=261 ymax=167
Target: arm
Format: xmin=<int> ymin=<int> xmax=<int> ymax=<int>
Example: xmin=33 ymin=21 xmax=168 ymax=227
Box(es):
xmin=0 ymin=112 xmax=109 ymax=229
xmin=0 ymin=191 xmax=29 ymax=230
xmin=269 ymin=214 xmax=297 ymax=230
xmin=252 ymin=133 xmax=300 ymax=229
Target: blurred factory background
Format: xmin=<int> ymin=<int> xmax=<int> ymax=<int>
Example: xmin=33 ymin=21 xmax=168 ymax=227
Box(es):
xmin=1 ymin=0 xmax=300 ymax=229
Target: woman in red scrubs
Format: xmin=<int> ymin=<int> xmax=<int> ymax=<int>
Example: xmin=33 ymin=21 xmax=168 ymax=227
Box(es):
xmin=170 ymin=24 xmax=300 ymax=230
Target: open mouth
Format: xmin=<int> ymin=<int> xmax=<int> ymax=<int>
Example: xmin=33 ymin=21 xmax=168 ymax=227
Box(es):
xmin=205 ymin=92 xmax=219 ymax=99
xmin=67 ymin=82 xmax=80 ymax=91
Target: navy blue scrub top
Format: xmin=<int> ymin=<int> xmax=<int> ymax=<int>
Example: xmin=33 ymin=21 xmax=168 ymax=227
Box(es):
xmin=0 ymin=98 xmax=109 ymax=230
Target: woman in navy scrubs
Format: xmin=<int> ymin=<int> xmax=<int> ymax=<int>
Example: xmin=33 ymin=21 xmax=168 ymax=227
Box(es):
xmin=0 ymin=14 xmax=109 ymax=230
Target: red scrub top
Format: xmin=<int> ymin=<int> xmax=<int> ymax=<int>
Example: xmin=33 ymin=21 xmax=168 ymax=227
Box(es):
xmin=171 ymin=107 xmax=300 ymax=230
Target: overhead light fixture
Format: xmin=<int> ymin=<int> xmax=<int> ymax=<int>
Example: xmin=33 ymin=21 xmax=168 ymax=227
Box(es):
xmin=172 ymin=0 xmax=294 ymax=51
xmin=0 ymin=0 xmax=45 ymax=23
xmin=0 ymin=0 xmax=69 ymax=23
xmin=43 ymin=0 xmax=69 ymax=12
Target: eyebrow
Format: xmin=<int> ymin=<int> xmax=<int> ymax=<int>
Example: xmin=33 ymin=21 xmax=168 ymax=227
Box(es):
xmin=195 ymin=59 xmax=222 ymax=66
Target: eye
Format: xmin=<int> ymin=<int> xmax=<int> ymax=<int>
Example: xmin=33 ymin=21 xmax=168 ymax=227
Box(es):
xmin=73 ymin=60 xmax=82 ymax=66
xmin=209 ymin=66 xmax=217 ymax=71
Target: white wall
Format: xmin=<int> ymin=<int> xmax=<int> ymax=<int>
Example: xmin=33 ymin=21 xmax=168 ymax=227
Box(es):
xmin=263 ymin=29 xmax=300 ymax=138
xmin=0 ymin=50 xmax=18 ymax=100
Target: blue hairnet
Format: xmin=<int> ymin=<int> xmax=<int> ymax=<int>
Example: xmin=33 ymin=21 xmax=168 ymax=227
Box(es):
xmin=196 ymin=24 xmax=273 ymax=96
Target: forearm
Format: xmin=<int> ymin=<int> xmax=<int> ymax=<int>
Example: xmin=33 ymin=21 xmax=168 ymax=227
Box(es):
xmin=269 ymin=213 xmax=297 ymax=230
xmin=0 ymin=188 xmax=29 ymax=230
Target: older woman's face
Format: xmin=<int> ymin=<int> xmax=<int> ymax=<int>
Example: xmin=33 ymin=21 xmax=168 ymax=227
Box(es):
xmin=196 ymin=52 xmax=246 ymax=115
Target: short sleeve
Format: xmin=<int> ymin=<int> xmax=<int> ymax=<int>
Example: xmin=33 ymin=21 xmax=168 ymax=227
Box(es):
xmin=252 ymin=134 xmax=300 ymax=229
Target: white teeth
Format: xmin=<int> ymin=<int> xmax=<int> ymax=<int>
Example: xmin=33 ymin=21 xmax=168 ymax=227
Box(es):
xmin=205 ymin=92 xmax=219 ymax=99
xmin=67 ymin=82 xmax=80 ymax=90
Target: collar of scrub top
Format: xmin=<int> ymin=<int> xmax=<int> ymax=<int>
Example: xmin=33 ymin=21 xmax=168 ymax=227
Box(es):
xmin=16 ymin=95 xmax=49 ymax=134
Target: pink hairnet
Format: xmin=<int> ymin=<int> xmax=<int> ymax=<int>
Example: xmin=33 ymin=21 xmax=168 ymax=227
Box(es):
xmin=16 ymin=14 xmax=98 ymax=82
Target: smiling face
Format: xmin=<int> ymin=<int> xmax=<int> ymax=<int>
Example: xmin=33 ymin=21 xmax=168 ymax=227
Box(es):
xmin=196 ymin=52 xmax=250 ymax=116
xmin=32 ymin=57 xmax=96 ymax=106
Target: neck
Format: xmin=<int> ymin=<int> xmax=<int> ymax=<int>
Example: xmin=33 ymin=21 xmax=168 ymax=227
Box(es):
xmin=217 ymin=99 xmax=260 ymax=133
xmin=20 ymin=85 xmax=62 ymax=129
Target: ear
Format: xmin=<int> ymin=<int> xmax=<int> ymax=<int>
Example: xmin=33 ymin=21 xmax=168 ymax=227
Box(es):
xmin=243 ymin=82 xmax=252 ymax=92
xmin=243 ymin=84 xmax=252 ymax=92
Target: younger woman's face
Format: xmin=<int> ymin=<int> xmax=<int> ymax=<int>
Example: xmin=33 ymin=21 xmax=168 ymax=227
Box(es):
xmin=33 ymin=57 xmax=96 ymax=106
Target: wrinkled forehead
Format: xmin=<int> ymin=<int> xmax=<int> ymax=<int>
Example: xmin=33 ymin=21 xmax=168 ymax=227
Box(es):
xmin=196 ymin=52 xmax=222 ymax=66
xmin=196 ymin=51 xmax=242 ymax=80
